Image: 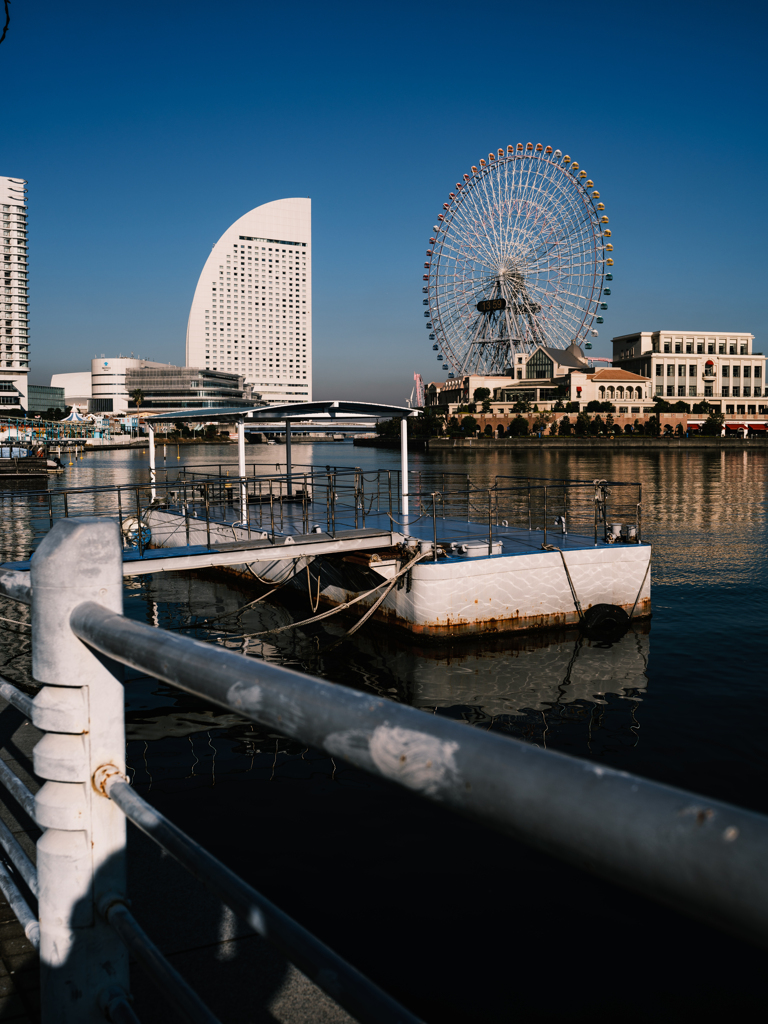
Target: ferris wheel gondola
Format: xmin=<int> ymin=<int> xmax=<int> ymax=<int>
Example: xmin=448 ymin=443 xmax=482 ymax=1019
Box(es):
xmin=422 ymin=143 xmax=614 ymax=377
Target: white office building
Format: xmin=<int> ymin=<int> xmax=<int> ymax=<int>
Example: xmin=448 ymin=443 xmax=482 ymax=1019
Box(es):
xmin=185 ymin=197 xmax=311 ymax=405
xmin=611 ymin=330 xmax=766 ymax=413
xmin=1 ymin=176 xmax=29 ymax=411
xmin=53 ymin=358 xmax=253 ymax=416
xmin=50 ymin=370 xmax=92 ymax=410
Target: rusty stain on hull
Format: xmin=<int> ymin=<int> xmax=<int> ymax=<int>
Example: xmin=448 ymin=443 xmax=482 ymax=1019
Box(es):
xmin=308 ymin=591 xmax=652 ymax=640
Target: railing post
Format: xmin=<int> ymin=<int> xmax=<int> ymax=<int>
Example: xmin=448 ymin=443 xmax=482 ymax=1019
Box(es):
xmin=204 ymin=483 xmax=211 ymax=549
xmin=148 ymin=424 xmax=156 ymax=501
xmin=237 ymin=418 xmax=247 ymax=522
xmin=400 ymin=417 xmax=409 ymax=535
xmin=183 ymin=482 xmax=190 ymax=546
xmin=488 ymin=488 xmax=493 ymax=556
xmin=30 ymin=518 xmax=129 ymax=1022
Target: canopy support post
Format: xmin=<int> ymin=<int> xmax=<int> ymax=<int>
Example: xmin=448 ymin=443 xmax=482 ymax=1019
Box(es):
xmin=148 ymin=425 xmax=156 ymax=501
xmin=400 ymin=416 xmax=409 ymax=536
xmin=285 ymin=420 xmax=293 ymax=497
xmin=237 ymin=419 xmax=247 ymax=523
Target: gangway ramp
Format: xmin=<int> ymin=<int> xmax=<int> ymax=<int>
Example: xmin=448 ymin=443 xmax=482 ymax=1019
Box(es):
xmin=0 ymin=527 xmax=400 ymax=581
xmin=123 ymin=526 xmax=398 ymax=576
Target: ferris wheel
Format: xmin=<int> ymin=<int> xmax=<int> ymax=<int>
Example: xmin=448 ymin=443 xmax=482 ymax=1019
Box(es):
xmin=422 ymin=143 xmax=613 ymax=378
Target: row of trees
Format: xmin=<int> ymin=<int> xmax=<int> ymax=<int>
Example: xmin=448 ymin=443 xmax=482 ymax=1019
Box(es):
xmin=377 ymin=406 xmax=727 ymax=439
xmin=449 ymin=411 xmax=726 ymax=437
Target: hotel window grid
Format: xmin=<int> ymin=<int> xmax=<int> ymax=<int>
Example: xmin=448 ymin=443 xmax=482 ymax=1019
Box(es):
xmin=187 ymin=200 xmax=311 ymax=403
xmin=1 ymin=184 xmax=29 ymax=376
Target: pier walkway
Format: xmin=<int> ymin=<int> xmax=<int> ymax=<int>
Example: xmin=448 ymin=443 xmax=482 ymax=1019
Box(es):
xmin=0 ymin=506 xmax=637 ymax=581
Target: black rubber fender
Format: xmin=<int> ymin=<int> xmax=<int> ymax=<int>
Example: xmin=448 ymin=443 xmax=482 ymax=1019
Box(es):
xmin=580 ymin=603 xmax=629 ymax=640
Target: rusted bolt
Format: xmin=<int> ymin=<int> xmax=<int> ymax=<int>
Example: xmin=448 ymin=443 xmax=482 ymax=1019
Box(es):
xmin=93 ymin=764 xmax=129 ymax=797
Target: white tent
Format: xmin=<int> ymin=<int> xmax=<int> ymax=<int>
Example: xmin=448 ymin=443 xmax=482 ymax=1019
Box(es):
xmin=61 ymin=404 xmax=86 ymax=422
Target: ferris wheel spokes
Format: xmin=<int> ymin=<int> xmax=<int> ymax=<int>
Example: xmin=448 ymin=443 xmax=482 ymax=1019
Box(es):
xmin=423 ymin=145 xmax=610 ymax=373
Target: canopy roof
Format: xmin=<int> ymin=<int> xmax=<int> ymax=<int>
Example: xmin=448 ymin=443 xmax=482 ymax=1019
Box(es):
xmin=61 ymin=404 xmax=86 ymax=422
xmin=148 ymin=400 xmax=417 ymax=425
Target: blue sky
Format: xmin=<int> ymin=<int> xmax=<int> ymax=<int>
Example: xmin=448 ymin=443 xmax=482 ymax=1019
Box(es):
xmin=3 ymin=0 xmax=767 ymax=402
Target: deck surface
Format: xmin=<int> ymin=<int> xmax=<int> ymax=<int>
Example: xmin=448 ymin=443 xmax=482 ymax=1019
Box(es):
xmin=1 ymin=505 xmax=645 ymax=578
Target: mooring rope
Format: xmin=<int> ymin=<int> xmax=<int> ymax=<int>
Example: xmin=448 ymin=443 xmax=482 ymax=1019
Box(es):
xmin=306 ymin=562 xmax=321 ymax=614
xmin=321 ymin=566 xmax=409 ymax=650
xmin=244 ymin=559 xmax=298 ymax=587
xmin=237 ymin=548 xmax=430 ymax=640
xmin=0 ymin=615 xmax=30 ymax=630
xmin=542 ymin=544 xmax=584 ymax=623
xmin=168 ymin=560 xmax=301 ymax=631
xmin=628 ymin=553 xmax=652 ymax=623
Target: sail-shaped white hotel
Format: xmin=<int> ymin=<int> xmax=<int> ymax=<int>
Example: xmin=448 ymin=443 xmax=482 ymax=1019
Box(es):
xmin=186 ymin=197 xmax=311 ymax=403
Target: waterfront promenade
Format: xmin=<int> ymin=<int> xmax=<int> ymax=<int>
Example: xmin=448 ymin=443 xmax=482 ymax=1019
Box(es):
xmin=428 ymin=435 xmax=768 ymax=450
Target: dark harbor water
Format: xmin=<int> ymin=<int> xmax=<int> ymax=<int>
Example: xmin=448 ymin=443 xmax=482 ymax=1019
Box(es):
xmin=1 ymin=441 xmax=767 ymax=1022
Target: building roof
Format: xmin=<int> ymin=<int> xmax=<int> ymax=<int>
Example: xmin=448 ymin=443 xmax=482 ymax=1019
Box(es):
xmin=587 ymin=368 xmax=650 ymax=382
xmin=612 ymin=329 xmax=754 ymax=340
xmin=541 ymin=345 xmax=589 ymax=370
xmin=148 ymin=399 xmax=418 ymax=424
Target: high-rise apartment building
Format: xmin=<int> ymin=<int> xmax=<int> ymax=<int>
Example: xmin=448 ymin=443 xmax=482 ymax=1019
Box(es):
xmin=1 ymin=176 xmax=29 ymax=411
xmin=185 ymin=197 xmax=311 ymax=405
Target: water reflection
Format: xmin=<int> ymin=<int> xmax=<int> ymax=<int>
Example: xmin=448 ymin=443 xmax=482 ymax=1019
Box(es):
xmin=1 ymin=443 xmax=765 ymax=798
xmin=395 ymin=631 xmax=648 ymax=715
xmin=122 ymin=572 xmax=650 ymax=784
xmin=2 ymin=442 xmax=765 ymax=1022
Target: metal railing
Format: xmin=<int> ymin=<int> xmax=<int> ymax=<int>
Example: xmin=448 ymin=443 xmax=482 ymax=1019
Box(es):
xmin=0 ymin=467 xmax=644 ymax=563
xmin=0 ymin=518 xmax=766 ymax=1021
xmin=0 ymin=519 xmax=423 ymax=1024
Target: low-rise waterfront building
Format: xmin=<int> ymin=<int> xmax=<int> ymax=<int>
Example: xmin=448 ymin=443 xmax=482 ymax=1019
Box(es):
xmin=425 ymin=341 xmax=653 ymax=431
xmin=123 ymin=364 xmax=256 ymax=415
xmin=50 ymin=370 xmax=92 ymax=410
xmin=51 ymin=358 xmax=256 ymax=417
xmin=611 ymin=330 xmax=767 ymax=416
xmin=27 ymin=385 xmax=65 ymax=415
